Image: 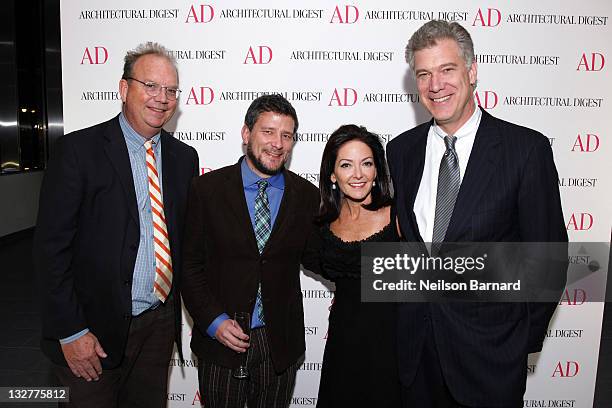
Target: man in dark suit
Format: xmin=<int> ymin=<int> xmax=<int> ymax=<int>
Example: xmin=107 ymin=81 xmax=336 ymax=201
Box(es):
xmin=34 ymin=42 xmax=198 ymax=407
xmin=182 ymin=94 xmax=320 ymax=408
xmin=386 ymin=20 xmax=567 ymax=407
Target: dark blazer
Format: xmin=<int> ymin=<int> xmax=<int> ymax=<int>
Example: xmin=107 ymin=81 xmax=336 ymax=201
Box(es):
xmin=181 ymin=159 xmax=320 ymax=373
xmin=34 ymin=115 xmax=199 ymax=368
xmin=386 ymin=109 xmax=567 ymax=406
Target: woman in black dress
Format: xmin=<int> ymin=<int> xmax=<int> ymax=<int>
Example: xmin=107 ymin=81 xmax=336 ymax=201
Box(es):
xmin=316 ymin=125 xmax=401 ymax=408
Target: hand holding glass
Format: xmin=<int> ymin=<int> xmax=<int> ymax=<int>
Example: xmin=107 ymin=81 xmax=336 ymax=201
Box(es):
xmin=232 ymin=312 xmax=251 ymax=379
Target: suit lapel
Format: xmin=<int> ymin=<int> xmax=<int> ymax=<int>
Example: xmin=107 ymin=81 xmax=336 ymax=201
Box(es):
xmin=103 ymin=116 xmax=138 ymax=225
xmin=404 ymin=123 xmax=430 ymax=242
xmin=160 ymin=131 xmax=177 ymax=240
xmin=264 ymin=168 xmax=293 ymax=253
xmin=160 ymin=132 xmax=176 ymax=219
xmin=224 ymin=159 xmax=260 ymax=254
xmin=445 ymin=109 xmax=501 ymax=242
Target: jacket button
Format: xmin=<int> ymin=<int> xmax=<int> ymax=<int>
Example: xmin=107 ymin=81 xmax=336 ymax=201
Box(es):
xmin=123 ymin=313 xmax=130 ymax=320
xmin=261 ymin=259 xmax=268 ymax=265
xmin=124 ymin=280 xmax=131 ymax=286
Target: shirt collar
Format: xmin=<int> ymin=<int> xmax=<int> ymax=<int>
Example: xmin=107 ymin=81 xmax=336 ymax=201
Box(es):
xmin=432 ymin=98 xmax=482 ymax=140
xmin=119 ymin=112 xmax=161 ymax=152
xmin=240 ymin=156 xmax=285 ymax=190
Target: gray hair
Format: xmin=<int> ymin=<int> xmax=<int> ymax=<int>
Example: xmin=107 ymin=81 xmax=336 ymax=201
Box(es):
xmin=122 ymin=42 xmax=178 ymax=79
xmin=405 ymin=20 xmax=475 ymax=73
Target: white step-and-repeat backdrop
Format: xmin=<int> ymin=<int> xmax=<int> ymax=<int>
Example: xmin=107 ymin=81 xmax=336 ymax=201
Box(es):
xmin=60 ymin=1 xmax=610 ymax=406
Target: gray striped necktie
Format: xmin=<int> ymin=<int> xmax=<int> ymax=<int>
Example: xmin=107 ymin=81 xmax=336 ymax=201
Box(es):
xmin=432 ymin=135 xmax=460 ymax=244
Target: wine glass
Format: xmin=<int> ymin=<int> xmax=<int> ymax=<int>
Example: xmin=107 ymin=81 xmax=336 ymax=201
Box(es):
xmin=232 ymin=312 xmax=251 ymax=379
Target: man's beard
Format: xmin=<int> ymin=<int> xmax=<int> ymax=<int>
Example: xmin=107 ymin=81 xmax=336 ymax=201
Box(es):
xmin=246 ymin=142 xmax=286 ymax=176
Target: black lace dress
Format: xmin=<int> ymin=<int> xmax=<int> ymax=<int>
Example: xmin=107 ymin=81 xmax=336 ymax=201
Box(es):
xmin=316 ymin=222 xmax=401 ymax=408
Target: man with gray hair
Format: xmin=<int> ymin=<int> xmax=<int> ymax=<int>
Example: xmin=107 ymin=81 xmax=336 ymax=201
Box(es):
xmin=34 ymin=42 xmax=198 ymax=407
xmin=387 ymin=20 xmax=567 ymax=407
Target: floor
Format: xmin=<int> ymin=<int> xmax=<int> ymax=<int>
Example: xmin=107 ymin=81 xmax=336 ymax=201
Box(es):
xmin=0 ymin=229 xmax=610 ymax=407
xmin=0 ymin=229 xmax=58 ymax=407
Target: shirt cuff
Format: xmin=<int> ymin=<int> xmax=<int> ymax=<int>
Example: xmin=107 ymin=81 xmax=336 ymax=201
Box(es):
xmin=59 ymin=328 xmax=90 ymax=344
xmin=207 ymin=313 xmax=230 ymax=339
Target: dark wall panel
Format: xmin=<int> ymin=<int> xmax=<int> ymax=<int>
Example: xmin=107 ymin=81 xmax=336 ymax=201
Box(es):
xmin=0 ymin=0 xmax=19 ymax=173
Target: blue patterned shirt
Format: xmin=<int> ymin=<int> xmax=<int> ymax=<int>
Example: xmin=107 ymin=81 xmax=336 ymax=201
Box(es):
xmin=119 ymin=112 xmax=163 ymax=316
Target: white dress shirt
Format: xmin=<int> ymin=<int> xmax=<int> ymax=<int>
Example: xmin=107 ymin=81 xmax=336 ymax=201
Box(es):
xmin=414 ymin=105 xmax=482 ymax=242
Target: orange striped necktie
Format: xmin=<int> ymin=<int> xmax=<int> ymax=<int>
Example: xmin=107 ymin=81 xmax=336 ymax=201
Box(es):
xmin=144 ymin=139 xmax=173 ymax=303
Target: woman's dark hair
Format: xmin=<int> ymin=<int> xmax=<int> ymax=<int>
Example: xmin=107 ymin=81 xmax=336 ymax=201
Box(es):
xmin=317 ymin=124 xmax=393 ymax=224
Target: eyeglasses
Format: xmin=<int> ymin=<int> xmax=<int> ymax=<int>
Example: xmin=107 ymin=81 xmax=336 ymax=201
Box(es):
xmin=124 ymin=77 xmax=181 ymax=100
